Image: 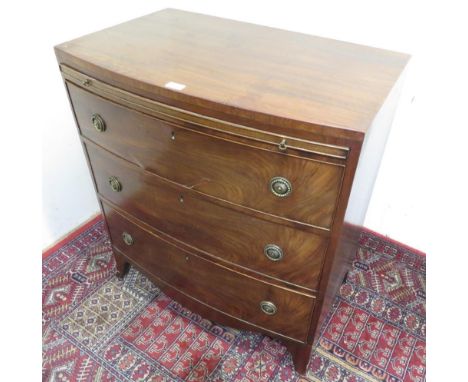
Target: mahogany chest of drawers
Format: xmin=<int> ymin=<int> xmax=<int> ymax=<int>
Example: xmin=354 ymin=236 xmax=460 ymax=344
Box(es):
xmin=55 ymin=9 xmax=409 ymax=374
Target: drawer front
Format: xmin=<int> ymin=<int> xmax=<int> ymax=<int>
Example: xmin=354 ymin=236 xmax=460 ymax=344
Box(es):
xmin=69 ymin=83 xmax=343 ymax=229
xmin=103 ymin=204 xmax=315 ymax=341
xmin=86 ymin=143 xmax=327 ymax=290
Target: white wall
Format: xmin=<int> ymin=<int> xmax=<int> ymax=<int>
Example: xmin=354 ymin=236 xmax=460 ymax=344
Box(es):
xmin=40 ymin=1 xmax=466 ymax=254
xmin=42 ymin=88 xmax=100 ymax=247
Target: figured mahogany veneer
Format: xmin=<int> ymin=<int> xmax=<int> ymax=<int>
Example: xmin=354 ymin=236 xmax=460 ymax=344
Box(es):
xmin=56 ymin=8 xmax=410 ymax=375
xmin=69 ymin=82 xmax=344 ymax=230
xmin=85 ymin=141 xmax=328 ymax=291
xmin=104 ymin=203 xmax=315 ymax=342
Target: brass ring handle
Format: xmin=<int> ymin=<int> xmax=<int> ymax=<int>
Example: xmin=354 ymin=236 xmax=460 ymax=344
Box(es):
xmin=269 ymin=177 xmax=292 ymax=197
xmin=108 ymin=176 xmax=122 ymax=192
xmin=91 ymin=113 xmax=106 ymax=132
xmin=264 ymin=244 xmax=284 ymax=261
xmin=260 ymin=301 xmax=277 ymax=315
xmin=122 ymin=232 xmax=134 ymax=246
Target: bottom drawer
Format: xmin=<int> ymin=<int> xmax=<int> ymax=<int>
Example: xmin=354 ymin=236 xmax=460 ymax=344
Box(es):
xmin=103 ymin=204 xmax=315 ymax=342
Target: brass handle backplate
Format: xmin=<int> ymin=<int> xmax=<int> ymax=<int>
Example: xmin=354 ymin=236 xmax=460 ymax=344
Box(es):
xmin=108 ymin=176 xmax=122 ymax=192
xmin=264 ymin=244 xmax=284 ymax=261
xmin=260 ymin=301 xmax=277 ymax=315
xmin=269 ymin=177 xmax=292 ymax=197
xmin=91 ymin=113 xmax=106 ymax=132
xmin=122 ymin=232 xmax=134 ymax=246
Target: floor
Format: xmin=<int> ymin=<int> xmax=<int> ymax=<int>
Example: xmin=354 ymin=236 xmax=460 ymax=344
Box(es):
xmin=42 ymin=218 xmax=426 ymax=381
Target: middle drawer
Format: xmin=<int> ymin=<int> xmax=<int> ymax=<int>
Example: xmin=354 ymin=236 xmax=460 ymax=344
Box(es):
xmin=85 ymin=142 xmax=328 ymax=290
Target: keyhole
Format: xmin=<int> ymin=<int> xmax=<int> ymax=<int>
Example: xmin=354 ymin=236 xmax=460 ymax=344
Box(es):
xmin=171 ymin=131 xmax=176 ymax=140
xmin=179 ymin=195 xmax=184 ymax=203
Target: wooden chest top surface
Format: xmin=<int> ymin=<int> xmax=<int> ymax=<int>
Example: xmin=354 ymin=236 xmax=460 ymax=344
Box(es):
xmin=55 ymin=9 xmax=409 ymax=139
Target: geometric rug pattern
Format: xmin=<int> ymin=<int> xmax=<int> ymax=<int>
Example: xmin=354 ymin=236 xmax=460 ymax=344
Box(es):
xmin=43 ymin=219 xmax=425 ymax=381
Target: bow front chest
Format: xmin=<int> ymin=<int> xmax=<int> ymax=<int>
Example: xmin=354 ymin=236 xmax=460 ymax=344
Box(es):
xmin=55 ymin=9 xmax=409 ymax=374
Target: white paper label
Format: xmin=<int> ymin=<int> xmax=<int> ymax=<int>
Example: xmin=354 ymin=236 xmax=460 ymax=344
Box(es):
xmin=164 ymin=81 xmax=186 ymax=91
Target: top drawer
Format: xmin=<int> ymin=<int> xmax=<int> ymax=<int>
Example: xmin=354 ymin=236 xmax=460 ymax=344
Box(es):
xmin=68 ymin=82 xmax=344 ymax=229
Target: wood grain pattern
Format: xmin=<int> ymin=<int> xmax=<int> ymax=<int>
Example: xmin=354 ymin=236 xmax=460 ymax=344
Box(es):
xmin=103 ymin=203 xmax=315 ymax=342
xmin=55 ymin=9 xmax=409 ymax=143
xmin=85 ymin=141 xmax=328 ymax=291
xmin=62 ymin=66 xmax=350 ymax=161
xmin=56 ymin=9 xmax=410 ymax=375
xmin=69 ymin=82 xmax=344 ymax=229
xmin=116 ymin=245 xmax=311 ymax=348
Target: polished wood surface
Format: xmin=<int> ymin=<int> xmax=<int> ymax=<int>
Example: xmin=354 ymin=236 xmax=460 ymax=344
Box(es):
xmin=103 ymin=203 xmax=315 ymax=342
xmin=55 ymin=9 xmax=409 ymax=143
xmin=284 ymin=342 xmax=313 ymax=375
xmin=85 ymin=141 xmax=328 ymax=290
xmin=69 ymin=83 xmax=344 ymax=229
xmin=120 ymin=253 xmax=309 ymax=345
xmin=113 ymin=249 xmax=129 ymax=279
xmin=56 ymin=9 xmax=409 ymax=374
xmin=63 ymin=65 xmax=350 ymax=161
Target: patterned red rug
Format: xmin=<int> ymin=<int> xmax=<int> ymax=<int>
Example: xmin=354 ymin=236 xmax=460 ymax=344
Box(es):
xmin=42 ymin=218 xmax=426 ymax=382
